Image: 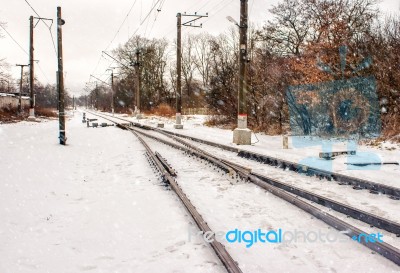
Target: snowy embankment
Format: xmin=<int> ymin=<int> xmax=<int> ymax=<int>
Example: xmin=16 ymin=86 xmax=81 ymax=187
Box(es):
xmin=0 ymin=112 xmax=224 ymax=273
xmin=131 ymin=114 xmax=399 ymax=188
xmin=141 ymin=135 xmax=400 ymax=273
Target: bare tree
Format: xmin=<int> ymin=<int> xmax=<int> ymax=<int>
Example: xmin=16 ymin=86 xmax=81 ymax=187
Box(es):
xmin=192 ymin=33 xmax=213 ymax=88
xmin=113 ymin=35 xmax=171 ymax=110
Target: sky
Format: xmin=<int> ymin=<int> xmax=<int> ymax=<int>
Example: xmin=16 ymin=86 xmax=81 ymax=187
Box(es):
xmin=0 ymin=0 xmax=399 ymax=96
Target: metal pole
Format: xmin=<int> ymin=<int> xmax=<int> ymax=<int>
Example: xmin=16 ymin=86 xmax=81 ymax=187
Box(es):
xmin=29 ymin=16 xmax=35 ymax=117
xmin=174 ymin=13 xmax=183 ymax=129
xmin=57 ymin=7 xmax=66 ymax=145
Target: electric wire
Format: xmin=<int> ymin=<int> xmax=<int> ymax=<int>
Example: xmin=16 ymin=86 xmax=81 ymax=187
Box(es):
xmin=104 ymin=0 xmax=139 ymax=51
xmin=23 ymin=0 xmax=58 ymax=57
xmin=90 ymin=0 xmax=164 ymax=82
xmin=0 ymin=24 xmax=29 ymax=55
xmin=89 ymin=0 xmax=237 ymax=92
xmin=0 ymin=23 xmax=51 ymax=82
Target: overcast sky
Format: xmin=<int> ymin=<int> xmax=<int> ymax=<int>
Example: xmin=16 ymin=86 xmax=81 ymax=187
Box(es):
xmin=0 ymin=0 xmax=399 ymax=96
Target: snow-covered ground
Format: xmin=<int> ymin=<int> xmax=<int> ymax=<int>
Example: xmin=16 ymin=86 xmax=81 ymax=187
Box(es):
xmin=0 ymin=112 xmax=225 ymax=273
xmin=133 ymin=114 xmax=400 ymax=188
xmin=130 ymin=125 xmax=400 ymax=250
xmin=141 ymin=135 xmax=400 ymax=273
xmin=1 ymin=111 xmax=399 ymax=273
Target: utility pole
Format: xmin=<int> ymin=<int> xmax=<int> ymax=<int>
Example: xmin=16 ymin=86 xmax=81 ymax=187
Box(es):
xmin=95 ymin=82 xmax=98 ymax=110
xmin=111 ymin=70 xmax=114 ymax=114
xmin=107 ymin=68 xmax=117 ymax=115
xmin=233 ymin=0 xmax=251 ymax=145
xmin=28 ymin=15 xmax=35 ymax=119
xmin=90 ymin=74 xmax=112 ymax=111
xmin=57 ymin=6 xmax=66 ymax=145
xmin=16 ymin=64 xmax=29 ymax=113
xmin=132 ymin=49 xmax=142 ymax=118
xmin=174 ymin=12 xmax=208 ymax=129
xmin=28 ymin=15 xmax=52 ymax=119
xmin=176 ymin=13 xmax=182 ymax=129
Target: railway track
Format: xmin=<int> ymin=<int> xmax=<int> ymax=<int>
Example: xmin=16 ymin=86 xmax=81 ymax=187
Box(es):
xmin=88 ymin=112 xmax=400 ymax=234
xmin=86 ymin=111 xmax=400 ymax=267
xmin=113 ymin=121 xmax=243 ymax=273
xmin=89 ymin=112 xmax=400 ymax=200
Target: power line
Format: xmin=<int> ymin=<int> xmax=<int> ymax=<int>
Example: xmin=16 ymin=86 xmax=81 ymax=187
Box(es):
xmin=143 ymin=0 xmax=156 ymax=37
xmin=104 ymin=0 xmax=139 ymax=51
xmin=186 ymin=0 xmax=234 ymax=36
xmin=36 ymin=62 xmax=50 ymax=83
xmin=157 ymin=0 xmax=221 ymax=40
xmin=0 ymin=24 xmax=29 ymax=55
xmin=23 ymin=0 xmax=57 ymax=56
xmin=0 ymin=22 xmax=52 ymax=83
xmin=23 ymin=0 xmax=40 ymax=16
xmin=90 ymin=0 xmax=164 ymax=81
xmin=139 ymin=0 xmax=163 ymax=28
xmin=146 ymin=0 xmax=169 ymax=38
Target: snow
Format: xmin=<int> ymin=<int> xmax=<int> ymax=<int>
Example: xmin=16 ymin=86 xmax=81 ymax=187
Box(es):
xmin=134 ymin=114 xmax=400 ymax=188
xmin=136 ymin=126 xmax=400 ymax=227
xmin=0 ymin=112 xmax=224 ymax=273
xmin=1 ymin=111 xmax=399 ymax=272
xmin=137 ymin=136 xmax=400 ymax=272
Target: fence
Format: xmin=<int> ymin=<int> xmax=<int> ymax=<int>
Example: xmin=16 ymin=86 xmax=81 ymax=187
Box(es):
xmin=0 ymin=93 xmax=30 ymax=110
xmin=182 ymin=107 xmax=209 ymax=115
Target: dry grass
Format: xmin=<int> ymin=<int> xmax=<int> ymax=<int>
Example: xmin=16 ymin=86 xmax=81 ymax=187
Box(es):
xmin=0 ymin=108 xmax=25 ymax=123
xmin=145 ymin=103 xmax=175 ymax=117
xmin=204 ymin=115 xmax=236 ymax=130
xmin=35 ymin=107 xmax=58 ymax=118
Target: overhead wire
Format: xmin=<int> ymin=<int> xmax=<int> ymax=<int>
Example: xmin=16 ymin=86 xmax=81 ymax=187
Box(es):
xmin=89 ymin=0 xmax=238 ymax=90
xmin=0 ymin=22 xmax=51 ymax=83
xmin=91 ymin=0 xmax=164 ymax=81
xmin=23 ymin=0 xmax=58 ymax=57
xmin=144 ymin=0 xmax=168 ymax=39
xmin=92 ymin=0 xmax=140 ymax=82
xmin=104 ymin=0 xmax=139 ymax=51
xmin=143 ymin=0 xmax=155 ymax=38
xmin=0 ymin=24 xmax=29 ymax=55
xmin=158 ymin=0 xmax=232 ymax=40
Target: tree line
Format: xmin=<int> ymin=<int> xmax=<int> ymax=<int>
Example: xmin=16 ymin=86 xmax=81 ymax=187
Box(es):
xmin=83 ymin=0 xmax=399 ymax=139
xmin=1 ymin=0 xmax=390 ymax=138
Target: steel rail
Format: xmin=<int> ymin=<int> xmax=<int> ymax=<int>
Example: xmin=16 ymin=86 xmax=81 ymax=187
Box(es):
xmin=129 ymin=125 xmax=400 ymax=266
xmin=87 ymin=111 xmax=400 ymax=235
xmin=85 ymin=112 xmax=243 ymax=273
xmin=86 ymin=111 xmax=400 ymax=266
xmin=144 ymin=126 xmax=400 ymax=236
xmin=89 ymin=111 xmax=400 ymax=200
